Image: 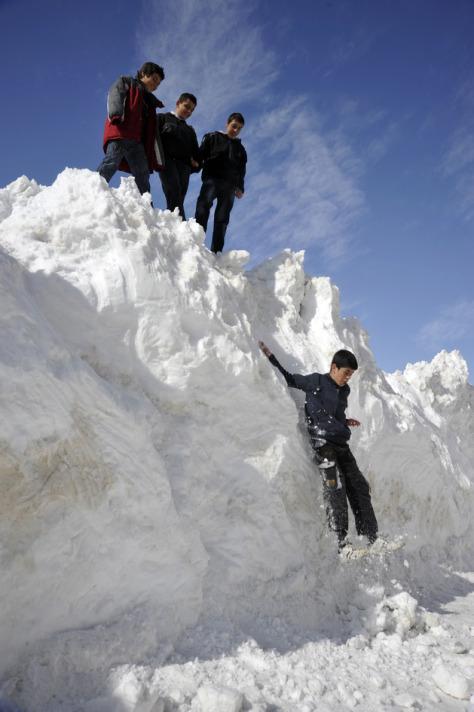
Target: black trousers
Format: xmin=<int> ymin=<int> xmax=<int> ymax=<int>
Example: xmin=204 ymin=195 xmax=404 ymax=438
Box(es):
xmin=195 ymin=178 xmax=236 ymax=253
xmin=159 ymin=158 xmax=191 ymax=218
xmin=315 ymin=442 xmax=378 ymax=546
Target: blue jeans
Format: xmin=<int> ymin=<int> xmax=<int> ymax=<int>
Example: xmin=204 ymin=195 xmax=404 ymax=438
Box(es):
xmin=98 ymin=139 xmax=151 ymax=195
xmin=195 ymin=178 xmax=235 ymax=253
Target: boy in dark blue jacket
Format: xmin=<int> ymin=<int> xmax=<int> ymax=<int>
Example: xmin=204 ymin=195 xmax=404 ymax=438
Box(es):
xmin=158 ymin=93 xmax=200 ymax=218
xmin=195 ymin=113 xmax=247 ymax=253
xmin=259 ymin=341 xmax=379 ymax=554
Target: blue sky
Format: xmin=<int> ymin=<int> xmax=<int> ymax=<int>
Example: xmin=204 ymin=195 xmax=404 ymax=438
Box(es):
xmin=1 ymin=0 xmax=473 ymax=378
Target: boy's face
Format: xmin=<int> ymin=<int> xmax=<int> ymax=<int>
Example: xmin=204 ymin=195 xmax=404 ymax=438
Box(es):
xmin=226 ymin=120 xmax=244 ymax=138
xmin=140 ymin=73 xmax=162 ymax=92
xmin=175 ymin=99 xmax=196 ymax=120
xmin=329 ymin=365 xmax=356 ymax=387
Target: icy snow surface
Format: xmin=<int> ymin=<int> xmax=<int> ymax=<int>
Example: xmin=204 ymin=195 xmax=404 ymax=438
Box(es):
xmin=0 ymin=170 xmax=473 ymax=711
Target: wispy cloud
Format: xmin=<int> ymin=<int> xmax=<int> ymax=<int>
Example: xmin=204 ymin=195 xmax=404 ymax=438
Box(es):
xmin=418 ymin=301 xmax=474 ymax=351
xmin=137 ymin=0 xmax=277 ymax=127
xmin=366 ymin=120 xmax=401 ymax=164
xmin=333 ymin=99 xmax=402 ymax=167
xmin=308 ymin=1 xmax=387 ymax=82
xmin=322 ymin=24 xmax=380 ymax=79
xmin=238 ymin=97 xmax=364 ymax=265
xmin=454 ymin=77 xmax=474 ymax=109
xmin=137 ymin=0 xmax=365 ymax=267
xmin=441 ymin=84 xmax=474 ymax=221
xmin=442 ymin=129 xmax=474 ymax=222
xmin=443 ymin=128 xmax=474 ymax=177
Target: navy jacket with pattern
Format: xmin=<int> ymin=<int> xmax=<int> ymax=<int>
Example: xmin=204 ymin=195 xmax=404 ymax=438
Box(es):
xmin=269 ymin=354 xmax=351 ymax=445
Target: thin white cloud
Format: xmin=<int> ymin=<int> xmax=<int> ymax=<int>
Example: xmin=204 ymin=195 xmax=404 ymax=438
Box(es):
xmin=441 ymin=87 xmax=474 ymax=221
xmin=137 ymin=0 xmax=277 ymax=127
xmin=418 ymin=301 xmax=474 ymax=351
xmin=454 ymin=77 xmax=474 ymax=109
xmin=333 ymin=98 xmax=401 ymax=167
xmin=236 ymin=98 xmax=364 ymax=265
xmin=137 ymin=0 xmax=365 ymax=265
xmin=443 ymin=128 xmax=474 ymax=177
xmin=322 ymin=24 xmax=381 ymax=79
xmin=456 ymin=178 xmax=474 ymax=221
xmin=366 ymin=120 xmax=400 ymax=164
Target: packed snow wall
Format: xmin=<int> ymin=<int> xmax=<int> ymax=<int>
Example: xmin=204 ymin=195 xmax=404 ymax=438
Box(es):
xmin=0 ymin=170 xmax=473 ymax=687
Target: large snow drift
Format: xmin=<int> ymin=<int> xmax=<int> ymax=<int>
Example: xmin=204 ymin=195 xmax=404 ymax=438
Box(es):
xmin=0 ymin=170 xmax=473 ymax=710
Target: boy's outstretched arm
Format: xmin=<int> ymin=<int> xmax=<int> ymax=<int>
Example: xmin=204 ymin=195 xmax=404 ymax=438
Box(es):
xmin=258 ymin=341 xmax=322 ymax=393
xmin=258 ymin=341 xmax=301 ymax=389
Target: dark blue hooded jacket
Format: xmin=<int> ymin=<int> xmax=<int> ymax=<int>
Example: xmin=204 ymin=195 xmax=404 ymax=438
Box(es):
xmin=269 ymin=354 xmax=351 ymax=445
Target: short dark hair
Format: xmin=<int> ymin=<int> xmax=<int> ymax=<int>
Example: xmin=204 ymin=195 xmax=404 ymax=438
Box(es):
xmin=331 ymin=349 xmax=358 ymax=370
xmin=227 ymin=112 xmax=245 ymax=126
xmin=177 ymin=92 xmax=197 ymax=106
xmin=138 ymin=62 xmax=165 ymax=80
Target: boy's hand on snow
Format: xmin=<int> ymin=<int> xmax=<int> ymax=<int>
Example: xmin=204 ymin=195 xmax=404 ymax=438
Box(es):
xmin=258 ymin=341 xmax=272 ymax=358
xmin=346 ymin=418 xmax=361 ymax=427
xmin=235 ymin=189 xmax=243 ymax=199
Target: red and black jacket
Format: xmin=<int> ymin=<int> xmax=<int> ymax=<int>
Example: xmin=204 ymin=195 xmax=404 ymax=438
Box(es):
xmin=102 ymin=75 xmax=164 ymax=172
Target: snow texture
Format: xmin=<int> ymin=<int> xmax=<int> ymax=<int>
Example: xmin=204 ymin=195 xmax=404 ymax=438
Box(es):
xmin=0 ymin=170 xmax=473 ymax=711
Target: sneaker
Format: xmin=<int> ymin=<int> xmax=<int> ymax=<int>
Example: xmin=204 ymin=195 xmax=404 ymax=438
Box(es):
xmin=370 ymin=536 xmax=404 ymax=554
xmin=338 ymin=541 xmax=353 ymax=557
xmin=339 ymin=542 xmax=369 ymax=560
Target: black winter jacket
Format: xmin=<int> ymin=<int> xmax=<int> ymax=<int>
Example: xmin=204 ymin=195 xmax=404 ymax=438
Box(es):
xmin=157 ymin=112 xmax=200 ymax=166
xmin=199 ymin=131 xmax=247 ymax=192
xmin=269 ymin=354 xmax=351 ymax=445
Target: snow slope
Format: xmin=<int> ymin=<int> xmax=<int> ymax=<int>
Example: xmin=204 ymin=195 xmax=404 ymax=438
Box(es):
xmin=0 ymin=170 xmax=473 ymax=711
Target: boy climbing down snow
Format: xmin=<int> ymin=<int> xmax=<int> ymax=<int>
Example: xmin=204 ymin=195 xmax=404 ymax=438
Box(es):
xmin=258 ymin=341 xmax=379 ymax=557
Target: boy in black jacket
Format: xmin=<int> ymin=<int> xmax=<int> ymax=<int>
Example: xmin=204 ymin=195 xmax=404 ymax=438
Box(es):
xmin=195 ymin=113 xmax=247 ymax=253
xmin=158 ymin=93 xmax=200 ymax=218
xmin=259 ymin=341 xmax=379 ymax=556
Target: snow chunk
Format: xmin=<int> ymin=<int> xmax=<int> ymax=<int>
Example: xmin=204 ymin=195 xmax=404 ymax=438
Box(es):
xmin=108 ymin=667 xmax=164 ymax=712
xmin=368 ymin=592 xmax=424 ymax=639
xmin=432 ymin=662 xmax=470 ymax=700
xmin=195 ymin=685 xmax=243 ymax=712
xmin=393 ymin=692 xmax=418 ymax=708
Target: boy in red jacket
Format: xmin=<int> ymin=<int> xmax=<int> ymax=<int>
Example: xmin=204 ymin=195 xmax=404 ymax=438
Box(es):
xmin=97 ymin=62 xmax=165 ymax=196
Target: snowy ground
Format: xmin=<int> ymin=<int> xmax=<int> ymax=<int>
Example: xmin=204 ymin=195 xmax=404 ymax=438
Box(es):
xmin=0 ymin=171 xmax=473 ymax=711
xmin=119 ymin=574 xmax=474 ymax=712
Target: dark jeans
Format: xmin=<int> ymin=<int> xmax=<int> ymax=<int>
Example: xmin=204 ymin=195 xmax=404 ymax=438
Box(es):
xmin=195 ymin=178 xmax=236 ymax=253
xmin=97 ymin=139 xmax=151 ymax=195
xmin=159 ymin=158 xmax=191 ymax=218
xmin=315 ymin=442 xmax=378 ymax=546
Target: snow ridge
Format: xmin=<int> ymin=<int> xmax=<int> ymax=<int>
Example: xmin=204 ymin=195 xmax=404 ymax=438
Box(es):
xmin=0 ymin=170 xmax=473 ymax=711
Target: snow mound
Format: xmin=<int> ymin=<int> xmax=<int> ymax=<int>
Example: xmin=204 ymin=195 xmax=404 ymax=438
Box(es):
xmin=0 ymin=170 xmax=473 ymax=710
